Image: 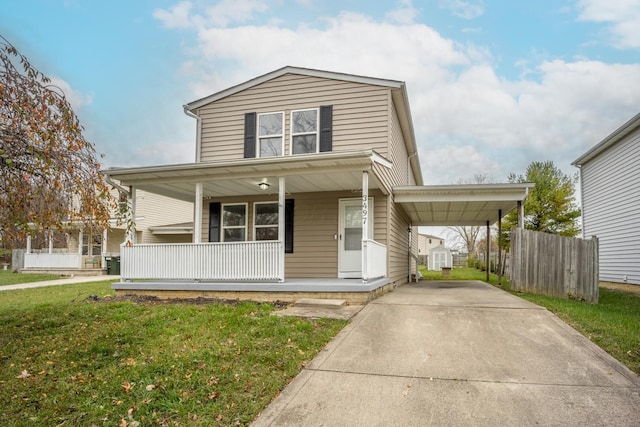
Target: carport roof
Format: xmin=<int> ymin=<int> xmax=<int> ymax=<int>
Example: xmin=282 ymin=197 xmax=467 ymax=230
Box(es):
xmin=393 ymin=183 xmax=533 ymax=226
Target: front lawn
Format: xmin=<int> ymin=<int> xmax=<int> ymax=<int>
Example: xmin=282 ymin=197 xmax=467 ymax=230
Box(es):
xmin=0 ymin=269 xmax=63 ymax=286
xmin=0 ymin=282 xmax=347 ymax=426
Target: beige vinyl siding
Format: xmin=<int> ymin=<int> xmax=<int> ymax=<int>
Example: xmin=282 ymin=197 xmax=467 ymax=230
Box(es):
xmin=386 ymin=195 xmax=412 ymax=283
xmin=198 ymin=74 xmax=391 ymax=161
xmin=136 ymin=191 xmax=193 ymax=244
xmin=199 ymin=190 xmax=387 ymax=278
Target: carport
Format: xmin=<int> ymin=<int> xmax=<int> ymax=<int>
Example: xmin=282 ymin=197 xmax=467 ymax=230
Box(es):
xmin=393 ymin=183 xmax=534 ymax=283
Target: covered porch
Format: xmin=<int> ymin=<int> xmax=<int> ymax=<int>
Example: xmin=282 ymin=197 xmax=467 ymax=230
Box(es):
xmin=105 ymin=150 xmax=393 ymax=295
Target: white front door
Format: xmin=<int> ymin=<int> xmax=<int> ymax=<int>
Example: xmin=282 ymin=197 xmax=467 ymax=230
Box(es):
xmin=338 ymin=198 xmax=373 ymax=278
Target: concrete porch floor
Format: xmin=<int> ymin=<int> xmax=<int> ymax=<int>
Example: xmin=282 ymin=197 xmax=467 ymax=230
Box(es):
xmin=111 ymin=277 xmax=394 ymax=304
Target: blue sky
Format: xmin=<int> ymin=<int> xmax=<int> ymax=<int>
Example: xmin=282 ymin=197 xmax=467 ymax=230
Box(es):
xmin=2 ymin=0 xmax=640 ymax=243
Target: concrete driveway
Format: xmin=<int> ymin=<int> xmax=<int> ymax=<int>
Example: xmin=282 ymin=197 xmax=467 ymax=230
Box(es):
xmin=253 ymin=281 xmax=640 ymax=426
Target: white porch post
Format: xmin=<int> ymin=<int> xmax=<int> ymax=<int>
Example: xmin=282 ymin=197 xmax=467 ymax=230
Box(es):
xmin=127 ymin=186 xmax=137 ymax=244
xmin=278 ymin=176 xmax=285 ymax=282
xmin=78 ymin=229 xmax=83 ymax=255
xmin=362 ymin=171 xmax=369 ymax=282
xmin=26 ymin=235 xmax=31 ymax=254
xmin=102 ymin=229 xmax=108 ymax=267
xmin=48 ymin=230 xmax=53 ymax=254
xmin=193 ymin=182 xmax=203 ymax=244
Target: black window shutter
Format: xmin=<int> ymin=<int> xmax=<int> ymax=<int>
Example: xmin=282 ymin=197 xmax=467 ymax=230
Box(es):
xmin=244 ymin=112 xmax=257 ymax=158
xmin=208 ymin=202 xmax=221 ymax=242
xmin=319 ymin=105 xmax=333 ymax=152
xmin=285 ymin=199 xmax=294 ymax=253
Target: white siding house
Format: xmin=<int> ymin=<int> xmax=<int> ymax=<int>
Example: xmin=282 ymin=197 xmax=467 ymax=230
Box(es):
xmin=572 ymin=112 xmax=640 ymax=286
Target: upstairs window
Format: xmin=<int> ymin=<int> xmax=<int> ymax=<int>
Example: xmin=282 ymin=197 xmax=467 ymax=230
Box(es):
xmin=258 ymin=112 xmax=284 ymax=157
xmin=291 ymin=109 xmax=319 ymax=154
xmin=244 ymin=106 xmax=332 ymax=158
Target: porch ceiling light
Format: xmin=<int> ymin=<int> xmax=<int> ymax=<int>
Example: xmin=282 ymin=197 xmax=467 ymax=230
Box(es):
xmin=258 ymin=182 xmax=270 ymax=191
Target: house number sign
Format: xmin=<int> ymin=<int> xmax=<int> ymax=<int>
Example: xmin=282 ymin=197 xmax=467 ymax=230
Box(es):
xmin=362 ymin=195 xmax=368 ymax=226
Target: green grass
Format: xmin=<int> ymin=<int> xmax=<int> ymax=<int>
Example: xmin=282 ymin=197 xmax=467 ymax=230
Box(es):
xmin=0 ymin=270 xmax=63 ymax=286
xmin=418 ymin=265 xmax=640 ymax=375
xmin=0 ymin=282 xmax=347 ymax=426
xmin=418 ymin=265 xmax=509 ymax=287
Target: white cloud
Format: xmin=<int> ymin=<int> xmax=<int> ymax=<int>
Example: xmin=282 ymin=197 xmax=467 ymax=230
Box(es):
xmin=438 ymin=0 xmax=485 ymax=19
xmin=154 ymin=0 xmax=269 ymax=29
xmin=153 ymin=2 xmax=640 ymax=184
xmin=153 ymin=1 xmax=193 ymax=29
xmin=48 ymin=77 xmax=93 ymax=109
xmin=386 ymin=0 xmax=420 ymax=24
xmin=576 ymin=0 xmax=640 ymax=48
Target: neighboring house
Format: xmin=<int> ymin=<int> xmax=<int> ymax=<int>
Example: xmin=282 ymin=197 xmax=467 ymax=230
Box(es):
xmin=21 ymin=189 xmax=193 ymax=274
xmin=417 ymin=233 xmax=445 ymax=265
xmin=105 ymin=66 xmax=531 ymax=302
xmin=428 ymin=245 xmax=452 ymax=271
xmin=572 ymin=112 xmax=640 ymax=286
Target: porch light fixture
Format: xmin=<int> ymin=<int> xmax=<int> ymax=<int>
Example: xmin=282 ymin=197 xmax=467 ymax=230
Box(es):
xmin=258 ymin=182 xmax=270 ymax=191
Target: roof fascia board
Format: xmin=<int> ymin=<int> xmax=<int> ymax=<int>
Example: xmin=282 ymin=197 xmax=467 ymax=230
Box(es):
xmin=572 ymin=112 xmax=640 ymax=166
xmin=185 ymin=66 xmax=404 ymax=111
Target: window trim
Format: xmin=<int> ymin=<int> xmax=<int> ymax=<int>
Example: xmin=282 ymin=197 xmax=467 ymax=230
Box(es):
xmin=257 ymin=112 xmax=284 ymax=158
xmin=220 ymin=203 xmax=248 ymax=242
xmin=253 ymin=201 xmax=279 ymax=241
xmin=290 ymin=108 xmax=319 ymax=155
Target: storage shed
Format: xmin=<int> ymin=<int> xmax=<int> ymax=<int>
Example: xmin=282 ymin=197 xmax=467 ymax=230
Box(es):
xmin=428 ymin=245 xmax=452 ymax=271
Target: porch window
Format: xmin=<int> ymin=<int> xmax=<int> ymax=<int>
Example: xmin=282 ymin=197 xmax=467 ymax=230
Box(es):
xmin=222 ymin=203 xmax=247 ymax=242
xmin=291 ymin=109 xmax=318 ymax=154
xmin=82 ymin=233 xmax=102 ymax=256
xmin=254 ymin=202 xmax=278 ymax=241
xmin=258 ymin=112 xmax=284 ymax=157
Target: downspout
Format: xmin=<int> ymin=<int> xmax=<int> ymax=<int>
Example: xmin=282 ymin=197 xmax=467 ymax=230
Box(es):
xmin=183 ymin=106 xmax=202 ymax=163
xmin=407 ymin=152 xmax=417 ymax=185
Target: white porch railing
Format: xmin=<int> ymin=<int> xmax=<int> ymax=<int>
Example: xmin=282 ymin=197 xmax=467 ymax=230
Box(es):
xmin=362 ymin=239 xmax=387 ymax=281
xmin=24 ymin=253 xmax=82 ymax=269
xmin=121 ymin=241 xmax=283 ymax=281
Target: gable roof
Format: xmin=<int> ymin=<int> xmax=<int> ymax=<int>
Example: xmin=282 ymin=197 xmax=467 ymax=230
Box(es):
xmin=184 ymin=66 xmax=423 ymax=186
xmin=572 ymin=112 xmax=640 ymax=166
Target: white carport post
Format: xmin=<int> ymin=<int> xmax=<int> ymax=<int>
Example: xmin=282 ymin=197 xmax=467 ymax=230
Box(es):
xmin=102 ymin=229 xmax=108 ymax=267
xmin=26 ymin=235 xmax=32 ymax=254
xmin=278 ymin=177 xmax=285 ymax=282
xmin=48 ymin=229 xmax=53 ymax=254
xmin=517 ymin=200 xmax=524 ymax=228
xmin=193 ymin=182 xmax=203 ymax=243
xmin=78 ymin=229 xmax=83 ymax=255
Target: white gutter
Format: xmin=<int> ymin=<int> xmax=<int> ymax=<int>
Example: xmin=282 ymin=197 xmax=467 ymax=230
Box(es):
xmin=183 ymin=107 xmax=202 ymax=163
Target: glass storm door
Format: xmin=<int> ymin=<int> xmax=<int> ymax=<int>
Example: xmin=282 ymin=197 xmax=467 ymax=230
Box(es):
xmin=338 ymin=198 xmax=373 ymax=278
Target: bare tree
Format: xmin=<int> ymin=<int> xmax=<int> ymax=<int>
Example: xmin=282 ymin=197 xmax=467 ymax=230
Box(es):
xmin=447 ymin=173 xmax=494 ymax=258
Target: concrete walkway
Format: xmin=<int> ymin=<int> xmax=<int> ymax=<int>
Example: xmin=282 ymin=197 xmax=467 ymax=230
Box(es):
xmin=253 ymin=281 xmax=640 ymax=426
xmin=0 ymin=275 xmax=119 ymax=291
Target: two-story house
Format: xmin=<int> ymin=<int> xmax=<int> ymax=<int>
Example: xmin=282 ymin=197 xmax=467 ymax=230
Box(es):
xmin=105 ymin=66 xmax=531 ymax=303
xmin=572 ymin=112 xmax=640 ymax=287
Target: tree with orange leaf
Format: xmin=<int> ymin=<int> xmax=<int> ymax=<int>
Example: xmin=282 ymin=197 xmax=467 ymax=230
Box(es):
xmin=0 ymin=35 xmax=117 ymax=247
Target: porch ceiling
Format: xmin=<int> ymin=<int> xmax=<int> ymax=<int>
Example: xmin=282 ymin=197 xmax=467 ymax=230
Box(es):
xmin=104 ymin=150 xmax=390 ymax=201
xmin=393 ymin=184 xmax=533 ymax=226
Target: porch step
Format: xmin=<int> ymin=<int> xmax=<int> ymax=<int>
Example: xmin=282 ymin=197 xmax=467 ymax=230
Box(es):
xmin=294 ymin=298 xmax=346 ymax=309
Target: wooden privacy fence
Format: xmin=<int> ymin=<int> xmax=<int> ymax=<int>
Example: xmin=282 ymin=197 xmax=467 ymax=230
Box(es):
xmin=509 ymin=228 xmax=599 ymax=303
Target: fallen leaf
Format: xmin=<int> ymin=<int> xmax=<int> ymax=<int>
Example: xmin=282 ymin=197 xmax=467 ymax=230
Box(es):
xmin=145 ymin=384 xmax=156 ymax=391
xmin=16 ymin=370 xmax=31 ymax=379
xmin=119 ymin=418 xmax=127 ymax=427
xmin=121 ymin=381 xmax=134 ymax=393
